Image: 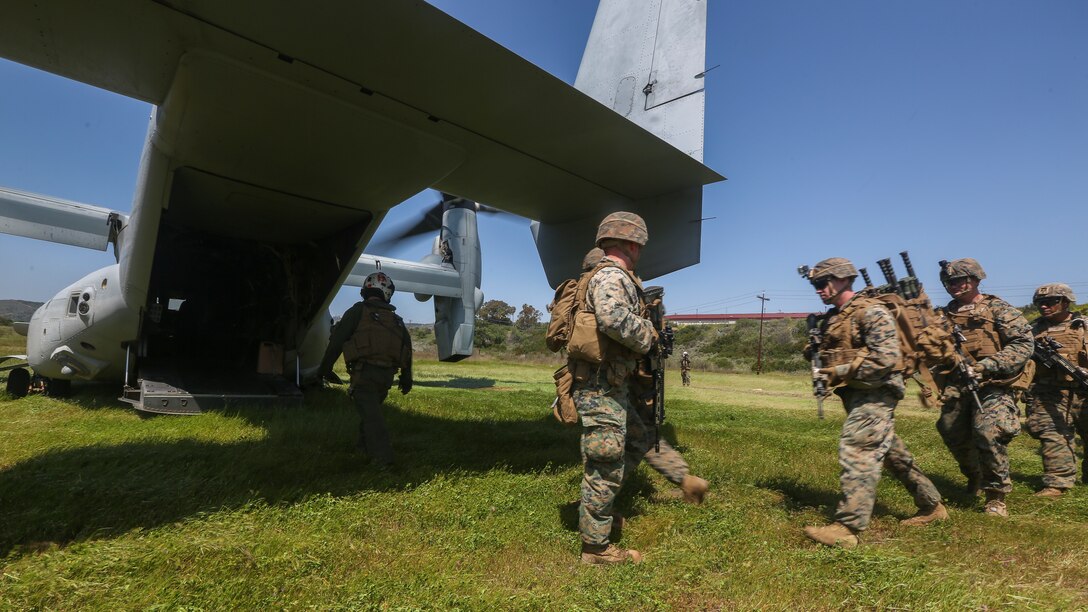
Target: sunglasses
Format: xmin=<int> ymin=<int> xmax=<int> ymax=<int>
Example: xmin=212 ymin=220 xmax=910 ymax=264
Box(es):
xmin=1035 ymin=297 xmax=1063 ymax=307
xmin=811 ymin=278 xmax=830 ymax=290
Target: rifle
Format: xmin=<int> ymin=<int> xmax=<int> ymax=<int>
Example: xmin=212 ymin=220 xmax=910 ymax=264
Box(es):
xmin=643 ymin=286 xmax=674 ymax=451
xmin=805 ymin=313 xmax=827 ymax=419
xmin=949 ymin=323 xmax=984 ymax=410
xmin=1033 ymin=336 xmax=1088 ymax=391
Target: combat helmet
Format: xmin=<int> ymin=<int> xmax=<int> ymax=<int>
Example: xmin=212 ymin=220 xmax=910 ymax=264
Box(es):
xmin=1034 ymin=283 xmax=1076 ymax=305
xmin=805 ymin=257 xmax=858 ymax=283
xmin=939 ymin=258 xmax=986 ymax=284
xmin=361 ymin=272 xmax=396 ymax=302
xmin=582 ymin=247 xmax=605 ymax=271
xmin=596 ymin=212 xmax=648 ymax=247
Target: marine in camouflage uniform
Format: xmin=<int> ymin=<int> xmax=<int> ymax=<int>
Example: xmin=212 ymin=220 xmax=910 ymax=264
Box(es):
xmin=680 ymin=351 xmax=692 ymax=386
xmin=935 ymin=258 xmax=1032 ymax=517
xmin=801 ymin=258 xmax=945 ymax=549
xmin=320 ymin=272 xmax=413 ymax=468
xmin=1026 ymin=283 xmax=1088 ymax=497
xmin=570 ymin=212 xmax=707 ymax=565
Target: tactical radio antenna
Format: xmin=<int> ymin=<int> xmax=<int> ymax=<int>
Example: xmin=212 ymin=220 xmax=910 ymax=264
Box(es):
xmin=899 ymin=251 xmax=916 ymax=278
xmin=859 ymin=268 xmax=873 ymax=288
xmin=898 ymin=251 xmax=921 ymax=299
xmin=877 ymin=258 xmax=898 ymax=288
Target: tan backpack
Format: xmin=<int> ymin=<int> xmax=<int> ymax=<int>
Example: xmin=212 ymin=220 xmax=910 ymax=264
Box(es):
xmin=855 ymin=289 xmax=940 ymax=403
xmin=545 ymin=277 xmax=581 ymax=352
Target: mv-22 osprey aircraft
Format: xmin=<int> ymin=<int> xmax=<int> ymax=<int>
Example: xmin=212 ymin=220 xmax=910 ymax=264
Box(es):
xmin=0 ymin=0 xmax=722 ymax=414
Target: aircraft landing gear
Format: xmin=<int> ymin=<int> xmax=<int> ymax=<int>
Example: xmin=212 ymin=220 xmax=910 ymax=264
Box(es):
xmin=44 ymin=377 xmax=72 ymax=398
xmin=6 ymin=367 xmax=30 ymax=398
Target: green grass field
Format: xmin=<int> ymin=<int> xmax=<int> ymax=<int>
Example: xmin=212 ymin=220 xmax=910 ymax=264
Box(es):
xmin=2 ymin=353 xmax=1088 ymax=609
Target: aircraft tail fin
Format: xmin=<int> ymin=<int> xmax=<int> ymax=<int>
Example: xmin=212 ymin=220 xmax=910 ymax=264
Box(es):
xmin=533 ymin=0 xmax=710 ymax=288
xmin=574 ymin=0 xmax=709 ymax=162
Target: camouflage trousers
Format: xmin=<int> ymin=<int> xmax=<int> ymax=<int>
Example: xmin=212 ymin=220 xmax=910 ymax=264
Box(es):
xmin=349 ymin=363 xmax=398 ymax=465
xmin=834 ymin=387 xmax=942 ymax=532
xmin=681 ymin=369 xmax=691 ymax=386
xmin=1026 ymin=386 xmax=1087 ymax=489
xmin=574 ymin=370 xmax=690 ymax=546
xmin=937 ymin=385 xmax=1021 ymax=493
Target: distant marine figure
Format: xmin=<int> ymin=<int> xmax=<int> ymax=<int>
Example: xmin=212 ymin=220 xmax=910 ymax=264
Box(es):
xmin=320 ymin=272 xmax=413 ymax=469
xmin=680 ymin=351 xmax=692 ymax=386
xmin=800 ymin=257 xmax=945 ymax=550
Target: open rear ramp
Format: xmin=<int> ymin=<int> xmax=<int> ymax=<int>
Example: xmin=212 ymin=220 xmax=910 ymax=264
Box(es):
xmin=121 ymin=364 xmax=302 ymax=415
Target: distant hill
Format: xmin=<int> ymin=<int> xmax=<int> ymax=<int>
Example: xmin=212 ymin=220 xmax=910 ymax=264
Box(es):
xmin=0 ymin=300 xmax=43 ymax=323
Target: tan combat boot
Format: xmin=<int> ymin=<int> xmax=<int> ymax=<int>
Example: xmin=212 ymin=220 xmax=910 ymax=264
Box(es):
xmin=1034 ymin=487 xmax=1064 ymax=498
xmin=900 ymin=502 xmax=949 ymax=527
xmin=983 ymin=491 xmax=1008 ymax=517
xmin=680 ymin=475 xmax=709 ymax=505
xmin=580 ymin=543 xmax=642 ymax=565
xmin=803 ymin=523 xmax=859 ymax=549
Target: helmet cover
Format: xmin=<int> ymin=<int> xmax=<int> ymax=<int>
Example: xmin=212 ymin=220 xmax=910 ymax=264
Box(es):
xmin=1034 ymin=283 xmax=1076 ymax=304
xmin=940 ymin=258 xmax=986 ymax=283
xmin=595 ymin=212 xmax=648 ymax=246
xmin=807 ymin=257 xmax=858 ymax=282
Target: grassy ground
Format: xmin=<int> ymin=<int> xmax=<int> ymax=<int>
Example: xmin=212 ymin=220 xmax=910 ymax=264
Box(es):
xmin=2 ymin=357 xmax=1087 ymax=609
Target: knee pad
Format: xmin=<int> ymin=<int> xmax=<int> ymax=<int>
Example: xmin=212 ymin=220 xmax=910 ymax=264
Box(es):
xmin=583 ymin=426 xmax=624 ymax=463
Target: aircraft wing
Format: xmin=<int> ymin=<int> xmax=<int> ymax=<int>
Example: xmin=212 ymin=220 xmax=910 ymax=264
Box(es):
xmin=0 ymin=187 xmax=125 ymax=252
xmin=0 ymin=1 xmax=722 ymax=282
xmin=1 ymin=355 xmax=29 ymax=371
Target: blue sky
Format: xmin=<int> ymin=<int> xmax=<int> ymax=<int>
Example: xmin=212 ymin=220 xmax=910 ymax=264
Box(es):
xmin=1 ymin=1 xmax=1086 ymax=323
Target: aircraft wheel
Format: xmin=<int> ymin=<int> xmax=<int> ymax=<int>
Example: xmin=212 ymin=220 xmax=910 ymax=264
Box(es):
xmin=45 ymin=378 xmax=72 ymax=398
xmin=6 ymin=367 xmax=30 ymax=398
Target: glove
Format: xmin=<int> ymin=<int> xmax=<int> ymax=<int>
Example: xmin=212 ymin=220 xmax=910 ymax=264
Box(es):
xmin=970 ymin=361 xmax=988 ymax=382
xmin=322 ymin=370 xmax=344 ymax=385
xmin=817 ymin=364 xmax=851 ymax=386
xmin=399 ymin=374 xmax=413 ymax=395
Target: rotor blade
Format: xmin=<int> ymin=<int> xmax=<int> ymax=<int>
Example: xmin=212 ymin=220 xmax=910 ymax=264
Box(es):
xmin=367 ymin=192 xmax=514 ymax=253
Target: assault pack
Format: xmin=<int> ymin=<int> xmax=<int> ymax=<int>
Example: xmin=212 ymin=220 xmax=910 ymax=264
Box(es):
xmin=545 ymin=262 xmax=606 ymax=425
xmin=544 ymin=258 xmax=651 ymax=426
xmin=853 ymin=252 xmax=940 ymax=403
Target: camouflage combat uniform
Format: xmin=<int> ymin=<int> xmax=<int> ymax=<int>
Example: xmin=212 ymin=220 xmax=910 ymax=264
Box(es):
xmin=817 ymin=295 xmax=942 ymax=532
xmin=321 ymin=297 xmax=413 ymax=466
xmin=572 ymin=261 xmax=691 ymax=546
xmin=937 ymin=295 xmax=1032 ymax=493
xmin=1028 ymin=314 xmax=1088 ymax=489
xmin=680 ymin=353 xmax=692 ymax=386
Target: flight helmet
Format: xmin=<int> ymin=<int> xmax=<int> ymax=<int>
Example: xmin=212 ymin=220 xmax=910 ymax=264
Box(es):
xmin=361 ymin=272 xmax=396 ymax=302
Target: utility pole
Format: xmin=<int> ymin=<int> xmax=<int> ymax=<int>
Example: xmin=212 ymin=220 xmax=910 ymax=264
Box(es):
xmin=756 ymin=293 xmax=770 ymax=374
